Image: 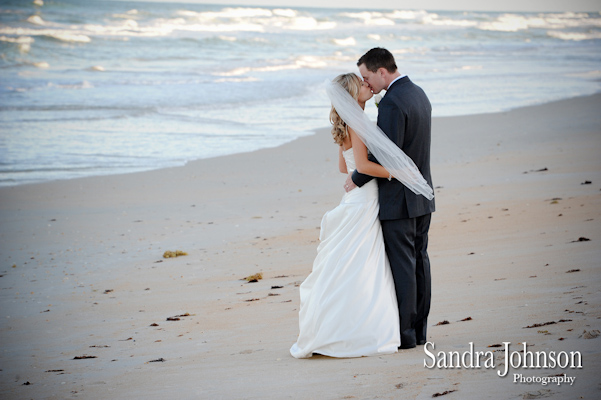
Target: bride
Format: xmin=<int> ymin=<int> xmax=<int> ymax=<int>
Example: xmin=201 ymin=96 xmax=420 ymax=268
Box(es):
xmin=290 ymin=73 xmax=403 ymax=358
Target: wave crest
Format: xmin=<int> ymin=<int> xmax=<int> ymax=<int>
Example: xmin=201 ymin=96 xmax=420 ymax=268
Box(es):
xmin=478 ymin=12 xmax=601 ymax=32
xmin=48 ymin=33 xmax=91 ymax=43
xmin=26 ymin=15 xmax=45 ymax=25
xmin=547 ymin=30 xmax=601 ymax=41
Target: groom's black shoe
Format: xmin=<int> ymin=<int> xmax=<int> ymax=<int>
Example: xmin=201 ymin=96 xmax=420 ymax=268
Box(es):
xmin=417 ymin=339 xmax=426 ymax=346
xmin=400 ymin=329 xmax=417 ymax=349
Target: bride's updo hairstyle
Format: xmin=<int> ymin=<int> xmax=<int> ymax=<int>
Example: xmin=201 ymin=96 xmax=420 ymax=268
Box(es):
xmin=329 ymin=73 xmax=361 ymax=146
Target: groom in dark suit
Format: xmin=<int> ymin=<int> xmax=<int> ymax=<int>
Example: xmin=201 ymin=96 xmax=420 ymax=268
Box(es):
xmin=345 ymin=47 xmax=435 ymax=349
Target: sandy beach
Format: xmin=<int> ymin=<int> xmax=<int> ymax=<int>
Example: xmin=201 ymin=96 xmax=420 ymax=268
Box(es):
xmin=1 ymin=94 xmax=600 ymax=399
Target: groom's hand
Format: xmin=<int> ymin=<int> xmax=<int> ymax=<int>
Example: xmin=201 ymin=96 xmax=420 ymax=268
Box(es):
xmin=344 ymin=174 xmax=357 ymax=192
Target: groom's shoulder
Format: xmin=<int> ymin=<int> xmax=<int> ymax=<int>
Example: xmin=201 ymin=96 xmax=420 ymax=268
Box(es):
xmin=387 ymin=77 xmax=412 ymax=94
xmin=383 ymin=82 xmax=412 ymax=104
xmin=392 ymin=78 xmax=428 ymax=102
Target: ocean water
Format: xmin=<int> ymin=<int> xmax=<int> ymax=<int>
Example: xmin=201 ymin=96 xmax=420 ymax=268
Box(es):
xmin=1 ymin=0 xmax=600 ymax=186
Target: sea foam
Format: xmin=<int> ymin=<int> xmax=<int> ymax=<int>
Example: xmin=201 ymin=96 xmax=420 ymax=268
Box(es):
xmin=1 ymin=1 xmax=599 ymax=187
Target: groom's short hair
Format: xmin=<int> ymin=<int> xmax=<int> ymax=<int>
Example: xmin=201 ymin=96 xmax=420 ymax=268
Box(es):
xmin=357 ymin=48 xmax=397 ymax=73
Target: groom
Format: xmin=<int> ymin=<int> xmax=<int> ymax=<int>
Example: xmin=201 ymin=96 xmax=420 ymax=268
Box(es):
xmin=345 ymin=47 xmax=435 ymax=349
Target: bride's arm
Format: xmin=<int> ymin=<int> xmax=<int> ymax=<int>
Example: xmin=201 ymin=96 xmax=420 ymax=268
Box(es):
xmin=338 ymin=145 xmax=348 ymax=173
xmin=349 ymin=127 xmax=390 ymax=178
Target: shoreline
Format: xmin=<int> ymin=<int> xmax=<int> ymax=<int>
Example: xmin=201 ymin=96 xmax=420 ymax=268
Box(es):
xmin=3 ymin=91 xmax=601 ymax=190
xmin=1 ymin=93 xmax=600 ymax=399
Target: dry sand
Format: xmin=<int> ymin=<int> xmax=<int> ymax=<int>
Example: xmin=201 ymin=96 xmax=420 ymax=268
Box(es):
xmin=1 ymin=94 xmax=600 ymax=399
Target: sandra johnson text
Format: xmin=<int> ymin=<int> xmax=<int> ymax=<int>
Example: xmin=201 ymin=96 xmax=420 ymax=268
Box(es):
xmin=423 ymin=342 xmax=582 ymax=377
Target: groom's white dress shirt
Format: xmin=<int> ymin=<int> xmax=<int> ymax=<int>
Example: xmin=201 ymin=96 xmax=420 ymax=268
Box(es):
xmin=384 ymin=75 xmax=406 ymax=96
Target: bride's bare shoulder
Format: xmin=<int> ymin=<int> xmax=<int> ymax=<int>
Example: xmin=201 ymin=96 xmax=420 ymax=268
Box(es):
xmin=341 ymin=135 xmax=352 ymax=151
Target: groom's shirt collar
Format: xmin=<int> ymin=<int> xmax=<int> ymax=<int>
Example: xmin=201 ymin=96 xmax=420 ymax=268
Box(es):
xmin=387 ymin=74 xmax=406 ymax=91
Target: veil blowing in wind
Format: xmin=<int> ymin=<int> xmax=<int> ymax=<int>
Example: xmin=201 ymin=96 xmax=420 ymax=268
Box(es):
xmin=325 ymin=80 xmax=434 ymax=200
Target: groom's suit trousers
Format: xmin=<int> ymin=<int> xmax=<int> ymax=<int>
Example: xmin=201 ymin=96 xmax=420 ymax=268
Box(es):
xmin=381 ymin=214 xmax=431 ymax=348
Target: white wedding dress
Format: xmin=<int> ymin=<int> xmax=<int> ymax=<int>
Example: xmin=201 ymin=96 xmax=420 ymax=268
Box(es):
xmin=290 ymin=148 xmax=400 ymax=358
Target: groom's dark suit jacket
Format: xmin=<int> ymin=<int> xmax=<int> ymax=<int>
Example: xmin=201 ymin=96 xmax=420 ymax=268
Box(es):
xmin=352 ymin=76 xmax=435 ymax=219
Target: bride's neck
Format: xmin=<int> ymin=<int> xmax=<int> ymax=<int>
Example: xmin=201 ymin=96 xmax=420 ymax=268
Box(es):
xmin=358 ymin=101 xmax=366 ymax=110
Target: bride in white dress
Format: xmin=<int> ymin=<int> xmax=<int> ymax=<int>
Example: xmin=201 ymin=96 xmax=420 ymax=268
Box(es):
xmin=290 ymin=73 xmax=401 ymax=358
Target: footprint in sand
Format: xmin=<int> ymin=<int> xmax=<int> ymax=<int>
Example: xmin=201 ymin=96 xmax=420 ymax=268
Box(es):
xmin=522 ymin=389 xmax=552 ymax=399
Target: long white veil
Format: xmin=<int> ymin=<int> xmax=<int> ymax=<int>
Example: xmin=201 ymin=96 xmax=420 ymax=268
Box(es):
xmin=325 ymin=79 xmax=434 ymax=200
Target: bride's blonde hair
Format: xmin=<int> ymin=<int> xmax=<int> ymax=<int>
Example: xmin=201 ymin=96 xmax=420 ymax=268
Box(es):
xmin=329 ymin=73 xmax=361 ymax=146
